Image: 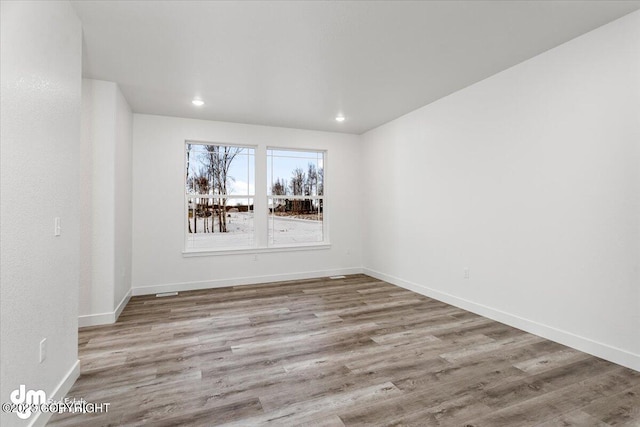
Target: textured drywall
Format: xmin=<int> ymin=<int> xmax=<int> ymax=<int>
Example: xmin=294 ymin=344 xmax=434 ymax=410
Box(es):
xmin=361 ymin=11 xmax=640 ymax=369
xmin=1 ymin=1 xmax=82 ymax=425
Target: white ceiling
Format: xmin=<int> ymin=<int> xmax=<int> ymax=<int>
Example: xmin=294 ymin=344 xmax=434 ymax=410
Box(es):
xmin=71 ymin=1 xmax=640 ymax=134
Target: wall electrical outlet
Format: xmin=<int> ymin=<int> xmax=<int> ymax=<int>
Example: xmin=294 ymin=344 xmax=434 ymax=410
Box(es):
xmin=54 ymin=217 xmax=61 ymax=236
xmin=464 ymin=268 xmax=470 ymax=279
xmin=39 ymin=338 xmax=47 ymax=363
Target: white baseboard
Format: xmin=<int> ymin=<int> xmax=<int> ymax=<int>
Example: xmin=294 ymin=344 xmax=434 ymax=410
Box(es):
xmin=78 ymin=311 xmax=114 ymax=327
xmin=114 ymin=289 xmax=132 ymax=320
xmin=132 ymin=267 xmax=364 ymax=296
xmin=363 ymin=268 xmax=640 ymax=372
xmin=78 ymin=289 xmax=132 ymax=327
xmin=29 ymin=359 xmax=80 ymax=427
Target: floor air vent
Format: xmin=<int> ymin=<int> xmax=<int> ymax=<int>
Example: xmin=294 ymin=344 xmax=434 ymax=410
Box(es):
xmin=156 ymin=292 xmax=178 ymax=297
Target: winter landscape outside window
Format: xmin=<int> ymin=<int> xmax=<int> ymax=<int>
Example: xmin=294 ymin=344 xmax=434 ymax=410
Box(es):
xmin=267 ymin=149 xmax=325 ymax=246
xmin=185 ymin=142 xmax=326 ymax=252
xmin=185 ymin=142 xmax=255 ymax=250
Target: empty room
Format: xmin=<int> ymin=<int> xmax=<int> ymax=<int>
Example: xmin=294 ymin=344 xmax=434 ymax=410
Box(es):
xmin=2 ymin=1 xmax=640 ymax=426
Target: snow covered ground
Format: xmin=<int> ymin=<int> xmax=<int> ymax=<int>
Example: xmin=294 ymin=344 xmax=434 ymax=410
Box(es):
xmin=186 ymin=212 xmax=322 ymax=249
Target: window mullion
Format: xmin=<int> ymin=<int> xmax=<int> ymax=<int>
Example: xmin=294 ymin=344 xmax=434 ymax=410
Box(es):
xmin=254 ymin=146 xmax=268 ymax=248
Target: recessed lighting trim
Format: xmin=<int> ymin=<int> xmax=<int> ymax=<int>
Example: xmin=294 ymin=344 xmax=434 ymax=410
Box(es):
xmin=192 ymin=99 xmax=205 ymax=107
xmin=335 ymin=115 xmax=345 ymax=122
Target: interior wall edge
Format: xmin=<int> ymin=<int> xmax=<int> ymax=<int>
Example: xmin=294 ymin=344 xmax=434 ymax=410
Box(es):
xmin=27 ymin=360 xmax=80 ymax=427
xmin=77 ymin=289 xmax=132 ymax=328
xmin=363 ymin=267 xmax=640 ymax=372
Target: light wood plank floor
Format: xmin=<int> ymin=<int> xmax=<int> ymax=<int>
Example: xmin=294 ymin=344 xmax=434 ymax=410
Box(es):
xmin=49 ymin=275 xmax=640 ymax=426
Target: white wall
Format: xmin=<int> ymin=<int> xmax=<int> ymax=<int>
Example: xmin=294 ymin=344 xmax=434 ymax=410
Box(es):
xmin=79 ymin=80 xmax=96 ymax=321
xmin=0 ymin=1 xmax=82 ymax=426
xmin=132 ymin=115 xmax=361 ymax=294
xmin=80 ymin=80 xmax=116 ymax=317
xmin=79 ymin=79 xmax=133 ymax=326
xmin=361 ymin=11 xmax=640 ymax=370
xmin=113 ymin=86 xmax=133 ymax=309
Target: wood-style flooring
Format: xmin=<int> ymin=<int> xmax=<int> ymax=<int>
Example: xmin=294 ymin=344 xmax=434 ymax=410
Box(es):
xmin=48 ymin=275 xmax=640 ymax=426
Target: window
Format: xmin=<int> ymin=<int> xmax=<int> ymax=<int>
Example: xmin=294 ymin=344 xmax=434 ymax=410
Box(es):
xmin=185 ymin=142 xmax=255 ymax=250
xmin=268 ymin=149 xmax=325 ymax=246
xmin=185 ymin=143 xmax=327 ymax=253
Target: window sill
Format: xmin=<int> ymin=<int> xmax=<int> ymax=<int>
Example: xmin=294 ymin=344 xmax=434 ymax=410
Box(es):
xmin=182 ymin=242 xmax=331 ymax=257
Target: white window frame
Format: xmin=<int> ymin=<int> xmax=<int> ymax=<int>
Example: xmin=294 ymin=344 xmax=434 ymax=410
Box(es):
xmin=267 ymin=147 xmax=328 ymax=249
xmin=183 ymin=143 xmax=330 ymax=256
xmin=183 ymin=140 xmax=257 ymax=253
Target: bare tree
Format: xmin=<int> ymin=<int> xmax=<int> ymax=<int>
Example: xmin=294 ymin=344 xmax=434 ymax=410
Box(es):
xmin=317 ymin=167 xmax=324 ymax=214
xmin=193 ymin=169 xmax=211 ymax=232
xmin=290 ymin=168 xmax=305 ymax=195
xmin=186 ymin=177 xmax=198 ymax=233
xmin=317 ymin=167 xmax=324 ymax=196
xmin=290 ymin=168 xmax=306 ymax=213
xmin=306 ymin=163 xmax=317 ymax=196
xmin=203 ymin=145 xmax=241 ymax=232
xmin=186 ymin=144 xmax=193 ymax=233
xmin=271 ymin=178 xmax=287 ymax=195
xmin=271 ymin=178 xmax=287 ymax=214
xmin=305 ymin=163 xmax=319 ymax=212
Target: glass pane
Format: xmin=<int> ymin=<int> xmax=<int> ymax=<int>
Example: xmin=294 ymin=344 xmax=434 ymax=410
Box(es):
xmin=186 ymin=143 xmax=255 ymax=196
xmin=185 ymin=142 xmax=255 ymax=251
xmin=267 ymin=149 xmax=324 ymax=196
xmin=268 ymin=197 xmax=323 ymax=245
xmin=186 ymin=197 xmax=255 ymax=249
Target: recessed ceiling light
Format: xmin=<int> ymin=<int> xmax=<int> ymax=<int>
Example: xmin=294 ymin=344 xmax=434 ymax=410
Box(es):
xmin=335 ymin=115 xmax=345 ymax=122
xmin=192 ymin=98 xmax=204 ymax=107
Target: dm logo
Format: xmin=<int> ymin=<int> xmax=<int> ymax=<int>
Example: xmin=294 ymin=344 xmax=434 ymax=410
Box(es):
xmin=10 ymin=385 xmax=47 ymax=420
